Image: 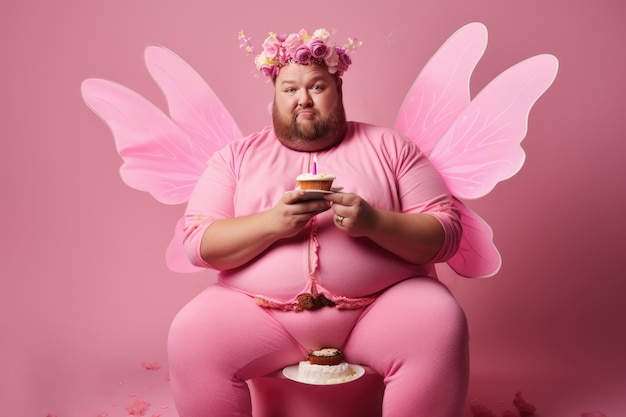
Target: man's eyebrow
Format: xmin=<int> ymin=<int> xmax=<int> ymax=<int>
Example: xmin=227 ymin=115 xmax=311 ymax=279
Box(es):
xmin=279 ymin=76 xmax=326 ymax=87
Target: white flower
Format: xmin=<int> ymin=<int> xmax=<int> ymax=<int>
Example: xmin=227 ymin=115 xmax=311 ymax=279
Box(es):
xmin=312 ymin=28 xmax=331 ymax=43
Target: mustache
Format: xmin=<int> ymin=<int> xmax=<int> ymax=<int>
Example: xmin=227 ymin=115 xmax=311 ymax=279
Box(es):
xmin=295 ymin=108 xmax=318 ymax=117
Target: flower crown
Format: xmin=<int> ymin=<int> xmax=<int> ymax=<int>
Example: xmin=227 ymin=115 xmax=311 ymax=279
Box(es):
xmin=239 ymin=28 xmax=361 ymax=79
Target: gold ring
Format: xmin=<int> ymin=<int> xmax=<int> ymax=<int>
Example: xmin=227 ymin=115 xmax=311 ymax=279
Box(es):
xmin=336 ymin=215 xmax=344 ymax=225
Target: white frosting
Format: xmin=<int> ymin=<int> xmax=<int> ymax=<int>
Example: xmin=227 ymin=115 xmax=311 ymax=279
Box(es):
xmin=297 ymin=361 xmax=357 ymax=384
xmin=311 ymin=347 xmax=341 ymax=357
xmin=296 ymin=173 xmax=336 ymax=181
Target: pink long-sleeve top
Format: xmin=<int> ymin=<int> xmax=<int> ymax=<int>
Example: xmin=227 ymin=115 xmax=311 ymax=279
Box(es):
xmin=183 ymin=122 xmax=461 ymax=305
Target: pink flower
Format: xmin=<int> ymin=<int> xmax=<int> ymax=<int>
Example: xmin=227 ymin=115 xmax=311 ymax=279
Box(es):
xmin=262 ymin=41 xmax=281 ymax=59
xmin=259 ymin=65 xmax=277 ymax=78
xmin=246 ymin=28 xmax=360 ymax=79
xmin=324 ymin=48 xmax=339 ymax=71
xmin=337 ymin=51 xmax=352 ymax=74
xmin=307 ymin=39 xmax=327 ymax=59
xmin=293 ymin=47 xmax=311 ymax=64
xmin=282 ymin=32 xmax=304 ymax=55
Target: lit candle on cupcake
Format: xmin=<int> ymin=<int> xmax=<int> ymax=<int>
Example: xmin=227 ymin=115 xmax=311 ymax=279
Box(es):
xmin=296 ymin=156 xmax=336 ymax=191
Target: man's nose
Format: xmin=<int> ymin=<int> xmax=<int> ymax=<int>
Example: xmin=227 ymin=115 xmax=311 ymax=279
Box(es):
xmin=298 ymin=91 xmax=313 ymax=107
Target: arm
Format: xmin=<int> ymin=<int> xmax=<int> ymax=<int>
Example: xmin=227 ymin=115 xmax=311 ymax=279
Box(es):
xmin=199 ymin=190 xmax=330 ymax=270
xmin=324 ymin=192 xmax=445 ymax=264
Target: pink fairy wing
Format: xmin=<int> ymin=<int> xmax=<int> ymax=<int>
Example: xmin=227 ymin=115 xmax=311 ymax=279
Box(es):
xmin=83 ymin=47 xmax=242 ymax=273
xmin=395 ymin=22 xmax=487 ymax=156
xmin=81 ymin=78 xmax=207 ymax=205
xmin=143 ymin=45 xmax=243 ymax=272
xmin=445 ymin=200 xmax=501 ymax=278
xmin=428 ymin=54 xmax=559 ymax=200
xmin=166 ymin=217 xmax=204 ymax=273
xmin=144 ymin=45 xmax=242 ymax=154
xmin=394 ymin=23 xmax=558 ymax=278
xmin=82 ymin=78 xmax=206 ymax=272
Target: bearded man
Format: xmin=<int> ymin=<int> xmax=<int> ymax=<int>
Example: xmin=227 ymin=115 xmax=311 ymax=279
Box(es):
xmin=168 ymin=28 xmax=468 ymax=417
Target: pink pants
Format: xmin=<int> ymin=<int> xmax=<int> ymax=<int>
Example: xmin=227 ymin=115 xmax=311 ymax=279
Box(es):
xmin=168 ymin=277 xmax=469 ymax=417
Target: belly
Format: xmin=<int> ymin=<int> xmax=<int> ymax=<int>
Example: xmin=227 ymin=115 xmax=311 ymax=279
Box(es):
xmin=218 ymin=219 xmax=433 ymax=300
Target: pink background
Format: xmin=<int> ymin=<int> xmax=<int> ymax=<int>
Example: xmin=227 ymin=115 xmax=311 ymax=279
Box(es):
xmin=2 ymin=0 xmax=625 ymax=416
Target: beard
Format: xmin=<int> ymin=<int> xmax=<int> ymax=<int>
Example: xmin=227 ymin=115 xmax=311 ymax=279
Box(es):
xmin=272 ymin=100 xmax=347 ymax=151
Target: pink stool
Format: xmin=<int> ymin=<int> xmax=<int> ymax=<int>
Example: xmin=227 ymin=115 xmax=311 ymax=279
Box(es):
xmin=248 ymin=367 xmax=385 ymax=417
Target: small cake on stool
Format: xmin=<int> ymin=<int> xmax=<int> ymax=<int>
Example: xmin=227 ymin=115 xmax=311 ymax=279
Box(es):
xmin=297 ymin=348 xmax=357 ymax=384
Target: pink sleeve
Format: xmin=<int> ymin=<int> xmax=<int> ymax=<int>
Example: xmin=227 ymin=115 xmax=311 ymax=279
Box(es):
xmin=394 ymin=137 xmax=462 ymax=263
xmin=182 ymin=147 xmax=237 ymax=269
xmin=428 ymin=208 xmax=463 ymax=263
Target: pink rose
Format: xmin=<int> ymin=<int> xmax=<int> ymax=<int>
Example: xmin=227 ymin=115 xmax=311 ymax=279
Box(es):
xmin=336 ymin=48 xmax=352 ymax=73
xmin=307 ymin=39 xmax=327 ymax=59
xmin=324 ymin=47 xmax=339 ymax=68
xmin=260 ymin=65 xmax=278 ymax=78
xmin=294 ymin=47 xmax=311 ymax=64
xmin=277 ymin=48 xmax=291 ymax=65
xmin=263 ymin=41 xmax=280 ymax=59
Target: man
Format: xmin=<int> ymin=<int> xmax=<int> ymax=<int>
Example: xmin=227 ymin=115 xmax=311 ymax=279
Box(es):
xmin=168 ymin=28 xmax=469 ymax=417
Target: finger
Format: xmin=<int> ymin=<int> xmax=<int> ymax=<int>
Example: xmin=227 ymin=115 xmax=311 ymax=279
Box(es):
xmin=283 ymin=189 xmax=306 ymax=204
xmin=298 ymin=200 xmax=331 ymax=214
xmin=334 ymin=213 xmax=346 ymax=227
xmin=323 ymin=191 xmax=354 ymax=205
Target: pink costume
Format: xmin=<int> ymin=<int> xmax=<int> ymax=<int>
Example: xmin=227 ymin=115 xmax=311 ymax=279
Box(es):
xmin=168 ymin=122 xmax=469 ymax=417
xmin=80 ymin=23 xmax=558 ymax=417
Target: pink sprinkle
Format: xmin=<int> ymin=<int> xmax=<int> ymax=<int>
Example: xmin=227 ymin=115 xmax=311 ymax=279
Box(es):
xmin=141 ymin=362 xmax=161 ymax=370
xmin=581 ymin=412 xmax=607 ymax=417
xmin=126 ymin=398 xmax=150 ymax=416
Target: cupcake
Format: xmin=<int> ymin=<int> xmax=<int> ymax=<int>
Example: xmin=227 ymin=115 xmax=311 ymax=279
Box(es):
xmin=307 ymin=347 xmax=345 ymax=366
xmin=296 ymin=172 xmax=336 ymax=191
